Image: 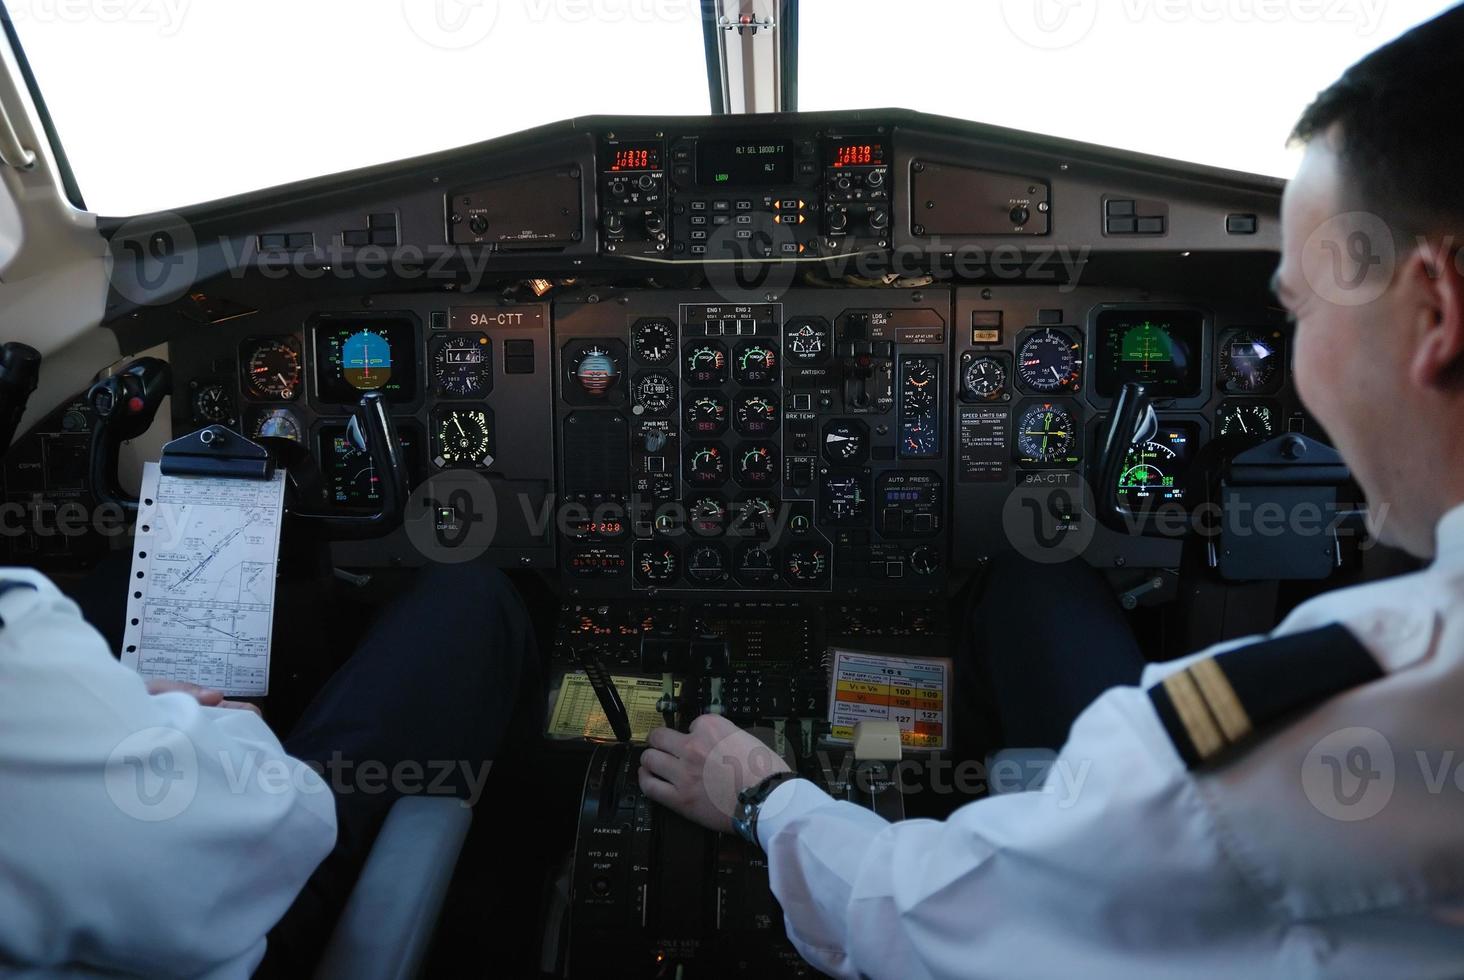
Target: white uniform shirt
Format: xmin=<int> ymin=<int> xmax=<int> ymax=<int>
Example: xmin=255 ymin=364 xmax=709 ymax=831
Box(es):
xmin=0 ymin=569 xmax=337 ymax=978
xmin=759 ymin=505 xmax=1464 ymax=979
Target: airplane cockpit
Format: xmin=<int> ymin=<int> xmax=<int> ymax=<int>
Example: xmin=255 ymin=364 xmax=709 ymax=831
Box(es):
xmin=2 ymin=3 xmax=1458 ymax=978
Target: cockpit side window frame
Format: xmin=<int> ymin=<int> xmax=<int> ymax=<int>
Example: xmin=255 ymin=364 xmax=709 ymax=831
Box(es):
xmin=700 ymin=0 xmax=799 ymax=114
xmin=0 ymin=0 xmax=85 ymax=212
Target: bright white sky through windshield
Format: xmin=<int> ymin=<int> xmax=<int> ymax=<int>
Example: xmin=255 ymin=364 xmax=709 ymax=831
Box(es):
xmin=7 ymin=0 xmax=1459 ymax=215
xmin=801 ymin=0 xmax=1455 ymax=180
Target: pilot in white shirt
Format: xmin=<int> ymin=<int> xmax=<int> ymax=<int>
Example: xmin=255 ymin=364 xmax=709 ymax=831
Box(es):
xmin=638 ymin=9 xmax=1464 ymax=978
xmin=0 ymin=569 xmax=337 ymax=978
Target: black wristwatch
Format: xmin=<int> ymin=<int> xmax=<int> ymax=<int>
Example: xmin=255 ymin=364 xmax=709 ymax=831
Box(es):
xmin=732 ymin=771 xmax=803 ymax=847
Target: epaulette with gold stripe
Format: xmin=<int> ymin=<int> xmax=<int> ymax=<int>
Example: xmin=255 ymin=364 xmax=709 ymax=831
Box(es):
xmin=1148 ymin=624 xmax=1382 ymax=769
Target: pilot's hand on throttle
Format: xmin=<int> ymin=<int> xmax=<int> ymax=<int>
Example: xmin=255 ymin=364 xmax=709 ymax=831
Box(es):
xmin=145 ymin=678 xmax=263 ymax=717
xmin=638 ymin=714 xmax=791 ymax=834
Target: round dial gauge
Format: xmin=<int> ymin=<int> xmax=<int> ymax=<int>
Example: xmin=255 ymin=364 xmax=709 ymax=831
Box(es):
xmin=735 ymin=543 xmax=778 ymax=587
xmin=243 ymin=338 xmax=302 ymax=400
xmin=634 ymin=372 xmax=677 ymax=414
xmin=1218 ymin=328 xmax=1284 ymax=392
xmin=821 ymin=474 xmax=869 ymax=525
xmin=567 ymin=344 xmax=622 ymax=398
xmin=903 ymin=419 xmax=939 ymax=457
xmin=193 ymin=383 xmax=233 ymax=422
xmin=251 ymin=408 xmax=301 ymax=443
xmin=822 ymin=419 xmax=869 ymax=466
xmin=635 ymin=545 xmax=679 ymax=586
xmin=734 ymin=392 xmax=779 ymax=436
xmin=1217 ymin=400 xmax=1278 ymax=441
xmin=734 ymin=342 xmax=779 ymax=385
xmin=432 ymin=333 xmax=491 ymax=397
xmin=1016 ymin=402 xmax=1078 ymax=465
xmin=786 ymin=318 xmax=831 ymax=364
xmin=684 ymin=342 xmax=728 ymax=386
xmin=962 ymin=357 xmax=1007 ymax=400
xmin=686 ymin=443 xmax=727 ymax=485
xmin=433 ymin=408 xmax=494 ymax=468
xmin=687 ymin=494 xmax=729 ymax=536
xmin=784 ymin=544 xmax=829 ymax=585
xmin=735 ymin=443 xmax=779 ymax=488
xmin=632 ymin=318 xmax=676 ymax=365
xmin=686 ymin=544 xmax=729 ymax=585
xmin=733 ymin=495 xmax=778 ymax=537
xmin=1017 ymin=330 xmax=1081 ymax=392
xmin=685 ymin=393 xmax=729 ymax=436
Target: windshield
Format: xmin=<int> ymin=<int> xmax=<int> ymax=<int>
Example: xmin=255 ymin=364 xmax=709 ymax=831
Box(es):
xmin=6 ymin=0 xmax=1458 ymax=215
xmin=5 ymin=0 xmax=709 ymax=215
xmin=801 ymin=0 xmax=1455 ymax=179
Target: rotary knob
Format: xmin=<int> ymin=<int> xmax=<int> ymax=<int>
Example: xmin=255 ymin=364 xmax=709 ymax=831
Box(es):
xmin=910 ymin=546 xmax=940 ymax=575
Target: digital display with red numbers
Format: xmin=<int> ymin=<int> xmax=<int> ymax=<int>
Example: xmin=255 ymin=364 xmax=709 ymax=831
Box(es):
xmin=607 ymin=144 xmax=661 ymax=172
xmin=829 ymin=142 xmax=885 ymax=168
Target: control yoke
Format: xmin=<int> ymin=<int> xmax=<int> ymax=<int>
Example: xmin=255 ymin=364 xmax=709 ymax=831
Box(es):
xmin=90 ymin=357 xmax=406 ymax=538
xmin=87 ymin=357 xmax=172 ymax=513
xmin=282 ymin=391 xmax=409 ymax=539
xmin=0 ymin=342 xmax=42 ymax=458
xmin=1095 ymin=381 xmax=1158 ymax=534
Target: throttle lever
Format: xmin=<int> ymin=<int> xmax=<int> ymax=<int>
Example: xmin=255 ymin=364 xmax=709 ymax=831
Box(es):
xmin=87 ymin=357 xmax=172 ymax=513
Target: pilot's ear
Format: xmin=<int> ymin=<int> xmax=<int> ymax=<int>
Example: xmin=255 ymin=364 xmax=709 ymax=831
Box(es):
xmin=1405 ymin=240 xmax=1464 ymax=390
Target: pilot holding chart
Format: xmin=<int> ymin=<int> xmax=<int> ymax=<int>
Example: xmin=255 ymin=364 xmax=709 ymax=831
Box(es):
xmin=0 ymin=422 xmax=537 ymax=973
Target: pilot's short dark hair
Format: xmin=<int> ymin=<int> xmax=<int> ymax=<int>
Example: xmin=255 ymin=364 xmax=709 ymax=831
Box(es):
xmin=1291 ymin=3 xmax=1464 ymax=236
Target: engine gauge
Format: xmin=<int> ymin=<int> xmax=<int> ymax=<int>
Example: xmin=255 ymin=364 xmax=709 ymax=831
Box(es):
xmin=192 ymin=383 xmax=234 ymax=423
xmin=686 ymin=544 xmax=730 ymax=585
xmin=735 ymin=542 xmax=778 ymax=587
xmin=734 ymin=443 xmax=779 ymax=488
xmin=1216 ymin=399 xmax=1278 ymax=441
xmin=687 ymin=494 xmax=729 ymax=536
xmin=631 ymin=318 xmax=676 ymax=365
xmin=786 ymin=317 xmax=831 ymax=365
xmin=686 ymin=443 xmax=727 ymax=485
xmin=783 ymin=543 xmax=829 ymax=586
xmin=962 ymin=356 xmax=1007 ymax=401
xmin=633 ymin=372 xmax=677 ymax=414
xmin=1017 ymin=329 xmax=1081 ymax=393
xmin=433 ymin=407 xmax=495 ymax=469
xmin=684 ymin=393 xmax=729 ymax=436
xmin=1218 ymin=328 xmax=1285 ymax=393
xmin=734 ymin=341 xmax=779 ymax=385
xmin=734 ymin=392 xmax=779 ymax=436
xmin=250 ymin=408 xmax=302 ymax=442
xmin=432 ymin=333 xmax=492 ymax=397
xmin=1016 ymin=401 xmax=1080 ymax=466
xmin=635 ymin=543 xmax=679 ymax=586
xmin=732 ymin=495 xmax=778 ymax=538
xmin=822 ymin=419 xmax=869 ymax=466
xmin=684 ymin=342 xmax=728 ymax=386
xmin=242 ymin=337 xmax=302 ymax=400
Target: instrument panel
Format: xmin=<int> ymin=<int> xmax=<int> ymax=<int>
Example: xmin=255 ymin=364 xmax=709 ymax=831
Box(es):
xmin=554 ymin=290 xmax=952 ymax=597
xmin=125 ymin=110 xmax=1300 ymax=585
xmin=166 ymin=297 xmax=558 ymax=568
